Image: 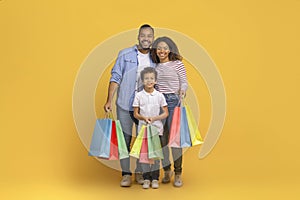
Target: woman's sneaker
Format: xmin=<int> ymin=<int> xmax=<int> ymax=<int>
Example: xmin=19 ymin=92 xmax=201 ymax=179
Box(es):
xmin=174 ymin=174 xmax=183 ymax=187
xmin=142 ymin=180 xmax=151 ymax=189
xmin=151 ymin=180 xmax=159 ymax=189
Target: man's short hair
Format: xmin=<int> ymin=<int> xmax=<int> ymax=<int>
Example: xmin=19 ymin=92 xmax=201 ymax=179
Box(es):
xmin=139 ymin=24 xmax=154 ymax=35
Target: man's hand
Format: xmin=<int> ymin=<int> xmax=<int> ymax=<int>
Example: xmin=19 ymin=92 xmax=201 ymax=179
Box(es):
xmin=104 ymin=101 xmax=112 ymax=112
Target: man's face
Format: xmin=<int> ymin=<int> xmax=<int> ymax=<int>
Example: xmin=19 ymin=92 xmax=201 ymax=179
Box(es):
xmin=138 ymin=28 xmax=154 ymax=50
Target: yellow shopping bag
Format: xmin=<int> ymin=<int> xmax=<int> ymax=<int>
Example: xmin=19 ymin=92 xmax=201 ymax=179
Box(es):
xmin=129 ymin=125 xmax=145 ymax=158
xmin=185 ymin=104 xmax=203 ymax=146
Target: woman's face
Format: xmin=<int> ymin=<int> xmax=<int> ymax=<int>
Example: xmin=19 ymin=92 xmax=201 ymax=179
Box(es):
xmin=156 ymin=41 xmax=170 ymax=63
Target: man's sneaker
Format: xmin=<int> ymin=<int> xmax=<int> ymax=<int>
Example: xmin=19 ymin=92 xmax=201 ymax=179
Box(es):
xmin=151 ymin=180 xmax=159 ymax=189
xmin=174 ymin=174 xmax=183 ymax=187
xmin=135 ymin=172 xmax=144 ymax=184
xmin=142 ymin=180 xmax=151 ymax=189
xmin=162 ymin=170 xmax=173 ymax=183
xmin=120 ymin=175 xmax=131 ymax=187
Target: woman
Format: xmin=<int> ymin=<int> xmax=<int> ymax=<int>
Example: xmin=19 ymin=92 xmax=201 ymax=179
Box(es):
xmin=151 ymin=36 xmax=188 ymax=187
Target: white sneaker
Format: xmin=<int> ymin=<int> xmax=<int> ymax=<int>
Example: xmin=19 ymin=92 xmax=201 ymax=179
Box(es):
xmin=135 ymin=172 xmax=144 ymax=184
xmin=143 ymin=180 xmax=151 ymax=189
xmin=151 ymin=180 xmax=159 ymax=189
xmin=120 ymin=175 xmax=131 ymax=187
xmin=174 ymin=174 xmax=183 ymax=187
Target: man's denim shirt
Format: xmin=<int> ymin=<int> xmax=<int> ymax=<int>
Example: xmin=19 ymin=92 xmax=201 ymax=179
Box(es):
xmin=110 ymin=45 xmax=155 ymax=111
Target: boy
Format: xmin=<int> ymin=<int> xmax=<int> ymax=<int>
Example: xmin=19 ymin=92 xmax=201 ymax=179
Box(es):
xmin=132 ymin=67 xmax=168 ymax=189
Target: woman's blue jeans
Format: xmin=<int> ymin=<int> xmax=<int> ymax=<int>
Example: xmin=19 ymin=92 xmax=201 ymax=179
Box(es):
xmin=160 ymin=93 xmax=183 ymax=175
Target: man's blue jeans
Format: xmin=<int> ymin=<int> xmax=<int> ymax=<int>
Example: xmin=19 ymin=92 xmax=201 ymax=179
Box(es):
xmin=117 ymin=106 xmax=142 ymax=176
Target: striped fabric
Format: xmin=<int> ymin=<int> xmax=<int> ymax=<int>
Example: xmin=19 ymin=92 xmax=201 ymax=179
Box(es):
xmin=156 ymin=60 xmax=188 ymax=94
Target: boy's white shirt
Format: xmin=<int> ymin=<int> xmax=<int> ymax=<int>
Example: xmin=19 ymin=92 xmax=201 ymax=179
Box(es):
xmin=132 ymin=88 xmax=167 ymax=135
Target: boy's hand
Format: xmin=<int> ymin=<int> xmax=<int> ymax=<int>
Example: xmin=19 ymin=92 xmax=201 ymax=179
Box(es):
xmin=143 ymin=117 xmax=153 ymax=124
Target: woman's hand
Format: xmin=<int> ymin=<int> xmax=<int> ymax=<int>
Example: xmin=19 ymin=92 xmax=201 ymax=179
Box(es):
xmin=179 ymin=90 xmax=186 ymax=98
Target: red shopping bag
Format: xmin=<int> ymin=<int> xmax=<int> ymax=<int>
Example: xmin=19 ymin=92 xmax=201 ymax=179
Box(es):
xmin=108 ymin=121 xmax=119 ymax=160
xmin=139 ymin=127 xmax=154 ymax=164
xmin=168 ymin=106 xmax=181 ymax=147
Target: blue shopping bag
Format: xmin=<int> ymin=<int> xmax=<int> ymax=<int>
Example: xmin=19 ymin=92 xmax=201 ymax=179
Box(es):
xmin=180 ymin=106 xmax=192 ymax=148
xmin=88 ymin=118 xmax=112 ymax=158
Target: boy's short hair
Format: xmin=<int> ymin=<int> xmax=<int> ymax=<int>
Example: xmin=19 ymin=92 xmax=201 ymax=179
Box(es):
xmin=140 ymin=67 xmax=157 ymax=81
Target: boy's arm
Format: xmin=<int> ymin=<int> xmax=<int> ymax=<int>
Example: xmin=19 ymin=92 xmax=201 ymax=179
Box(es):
xmin=151 ymin=106 xmax=169 ymax=122
xmin=133 ymin=107 xmax=149 ymax=123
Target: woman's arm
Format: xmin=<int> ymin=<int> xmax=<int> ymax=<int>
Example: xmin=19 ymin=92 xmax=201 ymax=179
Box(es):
xmin=176 ymin=61 xmax=188 ymax=97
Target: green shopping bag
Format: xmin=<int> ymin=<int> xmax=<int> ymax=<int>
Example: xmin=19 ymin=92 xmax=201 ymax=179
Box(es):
xmin=129 ymin=125 xmax=145 ymax=158
xmin=147 ymin=125 xmax=164 ymax=159
xmin=115 ymin=120 xmax=129 ymax=159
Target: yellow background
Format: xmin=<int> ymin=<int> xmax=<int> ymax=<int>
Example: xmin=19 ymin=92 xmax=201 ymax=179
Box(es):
xmin=1 ymin=0 xmax=300 ymax=199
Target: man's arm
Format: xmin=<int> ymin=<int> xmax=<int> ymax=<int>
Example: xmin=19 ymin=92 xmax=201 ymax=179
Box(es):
xmin=104 ymin=81 xmax=119 ymax=112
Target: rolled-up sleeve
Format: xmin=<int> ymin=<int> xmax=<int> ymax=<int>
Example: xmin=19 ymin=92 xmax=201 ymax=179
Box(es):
xmin=110 ymin=52 xmax=123 ymax=84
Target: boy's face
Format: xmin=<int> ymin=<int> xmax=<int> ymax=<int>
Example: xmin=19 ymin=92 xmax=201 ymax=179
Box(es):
xmin=142 ymin=72 xmax=157 ymax=89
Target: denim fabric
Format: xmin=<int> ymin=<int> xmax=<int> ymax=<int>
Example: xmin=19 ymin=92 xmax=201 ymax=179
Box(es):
xmin=110 ymin=45 xmax=155 ymax=111
xmin=160 ymin=93 xmax=183 ymax=175
xmin=117 ymin=106 xmax=142 ymax=176
xmin=141 ymin=160 xmax=160 ymax=181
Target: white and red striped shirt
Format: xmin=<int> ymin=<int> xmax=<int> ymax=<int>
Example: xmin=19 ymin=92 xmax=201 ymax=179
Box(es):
xmin=155 ymin=60 xmax=188 ymax=94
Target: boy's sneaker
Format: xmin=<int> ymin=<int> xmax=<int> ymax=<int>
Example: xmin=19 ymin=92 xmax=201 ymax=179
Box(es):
xmin=120 ymin=175 xmax=132 ymax=187
xmin=174 ymin=174 xmax=183 ymax=187
xmin=151 ymin=180 xmax=159 ymax=189
xmin=162 ymin=170 xmax=173 ymax=183
xmin=135 ymin=172 xmax=144 ymax=184
xmin=142 ymin=180 xmax=151 ymax=189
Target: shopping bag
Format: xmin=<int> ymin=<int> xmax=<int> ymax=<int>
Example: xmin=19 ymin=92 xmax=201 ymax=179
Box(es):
xmin=185 ymin=104 xmax=203 ymax=146
xmin=139 ymin=128 xmax=154 ymax=164
xmin=88 ymin=118 xmax=112 ymax=158
xmin=180 ymin=107 xmax=192 ymax=147
xmin=115 ymin=120 xmax=129 ymax=159
xmin=147 ymin=125 xmax=164 ymax=159
xmin=168 ymin=106 xmax=181 ymax=147
xmin=129 ymin=125 xmax=145 ymax=158
xmin=108 ymin=121 xmax=119 ymax=160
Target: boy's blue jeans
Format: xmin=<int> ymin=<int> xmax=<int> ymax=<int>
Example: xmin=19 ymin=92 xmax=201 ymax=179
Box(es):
xmin=161 ymin=93 xmax=183 ymax=175
xmin=141 ymin=160 xmax=160 ymax=181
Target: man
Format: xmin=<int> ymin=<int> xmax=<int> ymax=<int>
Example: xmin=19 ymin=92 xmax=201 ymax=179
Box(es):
xmin=104 ymin=24 xmax=155 ymax=187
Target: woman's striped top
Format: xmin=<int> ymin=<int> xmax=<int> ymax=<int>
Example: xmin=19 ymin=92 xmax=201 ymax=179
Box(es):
xmin=155 ymin=60 xmax=188 ymax=94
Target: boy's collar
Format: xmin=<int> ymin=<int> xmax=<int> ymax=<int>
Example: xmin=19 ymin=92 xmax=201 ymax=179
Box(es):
xmin=142 ymin=88 xmax=158 ymax=96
